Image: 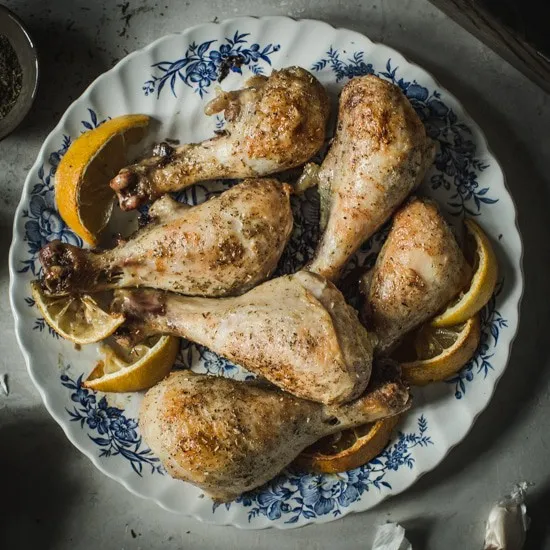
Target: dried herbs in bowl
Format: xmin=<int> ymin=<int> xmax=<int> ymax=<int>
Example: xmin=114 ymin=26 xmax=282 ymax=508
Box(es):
xmin=0 ymin=5 xmax=38 ymax=140
xmin=0 ymin=34 xmax=23 ymax=120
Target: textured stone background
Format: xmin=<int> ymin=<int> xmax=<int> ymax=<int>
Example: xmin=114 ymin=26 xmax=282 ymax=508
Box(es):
xmin=1 ymin=1 xmax=549 ymax=548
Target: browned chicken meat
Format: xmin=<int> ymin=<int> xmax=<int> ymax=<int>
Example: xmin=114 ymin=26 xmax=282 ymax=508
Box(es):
xmin=111 ymin=67 xmax=330 ymax=210
xmin=308 ymin=75 xmax=436 ymax=281
xmin=140 ymin=364 xmax=410 ymax=501
xmin=113 ymin=271 xmax=375 ymax=405
xmin=39 ymin=178 xmax=293 ymax=297
xmin=361 ymin=197 xmax=470 ymax=353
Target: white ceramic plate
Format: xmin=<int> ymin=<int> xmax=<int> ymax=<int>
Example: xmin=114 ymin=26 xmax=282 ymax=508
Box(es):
xmin=9 ymin=16 xmax=523 ymax=529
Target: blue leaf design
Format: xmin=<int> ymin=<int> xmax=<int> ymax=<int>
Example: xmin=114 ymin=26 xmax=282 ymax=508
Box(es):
xmin=197 ymin=40 xmax=214 ymax=57
xmin=446 ymin=281 xmax=506 ymax=397
xmin=311 ymin=51 xmax=497 ymax=217
xmin=286 ymin=515 xmax=300 ymax=524
xmin=90 ymin=436 xmax=111 ymax=446
xmin=143 ymin=32 xmax=280 ymax=98
xmin=60 ymin=373 xmax=162 ymax=476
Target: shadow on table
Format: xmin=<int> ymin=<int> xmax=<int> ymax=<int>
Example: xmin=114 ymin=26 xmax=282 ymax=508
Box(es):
xmin=10 ymin=18 xmax=110 ymax=140
xmin=0 ymin=409 xmax=82 ymax=549
xmin=525 ymin=483 xmax=550 ymax=548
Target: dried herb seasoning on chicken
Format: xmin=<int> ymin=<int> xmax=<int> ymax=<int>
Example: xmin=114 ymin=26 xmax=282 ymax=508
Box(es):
xmin=39 ymin=179 xmax=293 ymax=298
xmin=110 ymin=67 xmax=330 ymax=210
xmin=308 ymin=75 xmax=436 ymax=281
xmin=113 ymin=271 xmax=376 ymax=405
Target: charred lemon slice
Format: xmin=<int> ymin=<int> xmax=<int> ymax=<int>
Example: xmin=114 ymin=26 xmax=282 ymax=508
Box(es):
xmin=31 ymin=281 xmax=124 ymax=345
xmin=393 ymin=315 xmax=481 ymax=386
xmin=296 ymin=415 xmax=401 ymax=473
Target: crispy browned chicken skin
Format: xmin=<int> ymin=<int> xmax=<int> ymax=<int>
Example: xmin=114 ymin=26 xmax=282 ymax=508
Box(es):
xmin=139 ymin=365 xmax=410 ymax=501
xmin=309 ymin=75 xmax=436 ymax=281
xmin=111 ymin=67 xmax=330 ymax=210
xmin=39 ymin=178 xmax=293 ymax=297
xmin=362 ymin=197 xmax=470 ymax=353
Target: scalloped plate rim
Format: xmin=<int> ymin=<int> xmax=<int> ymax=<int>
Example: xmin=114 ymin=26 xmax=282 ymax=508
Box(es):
xmin=8 ymin=16 xmax=524 ymax=529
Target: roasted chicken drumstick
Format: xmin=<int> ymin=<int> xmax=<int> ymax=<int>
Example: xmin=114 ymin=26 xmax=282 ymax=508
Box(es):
xmin=111 ymin=67 xmax=330 ymax=210
xmin=362 ymin=197 xmax=470 ymax=353
xmin=308 ymin=75 xmax=436 ymax=281
xmin=113 ymin=271 xmax=375 ymax=405
xmin=140 ymin=365 xmax=410 ymax=501
xmin=39 ymin=178 xmax=293 ymax=297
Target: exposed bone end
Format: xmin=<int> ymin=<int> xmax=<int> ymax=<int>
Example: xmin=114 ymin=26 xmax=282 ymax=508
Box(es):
xmin=111 ymin=288 xmax=166 ymax=319
xmin=110 ymin=168 xmax=152 ymax=211
xmin=39 ymin=240 xmax=94 ymax=295
xmin=328 ymin=358 xmax=411 ymax=427
xmin=111 ymin=289 xmax=167 ymax=348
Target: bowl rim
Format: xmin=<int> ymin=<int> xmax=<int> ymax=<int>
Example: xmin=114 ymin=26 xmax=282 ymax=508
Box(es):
xmin=0 ymin=4 xmax=39 ymax=141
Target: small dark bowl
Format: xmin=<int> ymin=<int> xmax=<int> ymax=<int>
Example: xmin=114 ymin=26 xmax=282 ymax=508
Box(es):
xmin=0 ymin=5 xmax=38 ymax=141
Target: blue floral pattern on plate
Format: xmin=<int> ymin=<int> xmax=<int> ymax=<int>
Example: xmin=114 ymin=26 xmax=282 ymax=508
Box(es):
xmin=143 ymin=32 xmax=280 ymax=98
xmin=214 ymin=415 xmax=432 ymax=523
xmin=62 ymin=373 xmax=163 ymax=475
xmin=448 ymin=281 xmax=508 ymax=399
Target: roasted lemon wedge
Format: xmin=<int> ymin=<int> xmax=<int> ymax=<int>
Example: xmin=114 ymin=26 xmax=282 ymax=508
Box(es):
xmin=295 ymin=415 xmax=400 ymax=473
xmin=431 ymin=219 xmax=497 ymax=327
xmin=55 ymin=114 xmax=150 ymax=246
xmin=31 ymin=281 xmax=125 ymax=344
xmin=393 ymin=315 xmax=481 ymax=386
xmin=83 ymin=336 xmax=179 ymax=393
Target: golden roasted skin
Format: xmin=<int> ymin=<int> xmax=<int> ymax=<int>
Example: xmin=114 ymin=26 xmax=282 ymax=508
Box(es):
xmin=111 ymin=67 xmax=330 ymax=210
xmin=362 ymin=197 xmax=470 ymax=353
xmin=39 ymin=179 xmax=293 ymax=297
xmin=113 ymin=271 xmax=375 ymax=405
xmin=139 ymin=365 xmax=410 ymax=501
xmin=309 ymin=75 xmax=436 ymax=281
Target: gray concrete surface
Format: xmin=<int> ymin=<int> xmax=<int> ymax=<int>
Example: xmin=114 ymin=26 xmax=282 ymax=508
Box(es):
xmin=1 ymin=0 xmax=549 ymax=548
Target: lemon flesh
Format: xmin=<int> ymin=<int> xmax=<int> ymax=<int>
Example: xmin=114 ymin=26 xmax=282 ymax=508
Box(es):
xmin=55 ymin=114 xmax=150 ymax=246
xmin=83 ymin=336 xmax=179 ymax=393
xmin=31 ymin=281 xmax=125 ymax=345
xmin=296 ymin=415 xmax=400 ymax=474
xmin=396 ymin=315 xmax=481 ymax=386
xmin=431 ymin=219 xmax=498 ymax=328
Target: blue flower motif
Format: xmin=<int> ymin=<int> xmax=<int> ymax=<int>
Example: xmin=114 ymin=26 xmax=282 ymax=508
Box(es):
xmin=406 ymin=83 xmax=429 ymax=102
xmin=71 ymin=385 xmax=96 ymax=408
xmin=143 ymin=32 xmax=280 ymax=98
xmin=298 ymin=475 xmax=339 ymax=516
xmin=86 ymin=405 xmax=112 ymax=435
xmin=255 ymin=484 xmax=292 ymax=520
xmin=62 ymin=373 xmax=163 ymax=476
xmin=24 ymin=196 xmax=68 ymax=251
xmin=111 ymin=417 xmax=138 ymax=442
xmin=385 ymin=450 xmax=406 ymax=471
xmin=177 ymin=338 xmax=255 ymax=380
xmin=188 ymin=60 xmax=218 ymax=88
